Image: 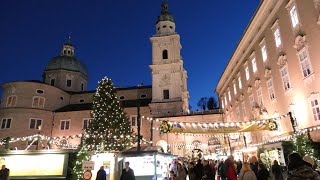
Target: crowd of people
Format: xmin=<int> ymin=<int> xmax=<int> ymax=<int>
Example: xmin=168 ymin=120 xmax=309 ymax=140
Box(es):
xmin=166 ymin=153 xmax=320 ymax=180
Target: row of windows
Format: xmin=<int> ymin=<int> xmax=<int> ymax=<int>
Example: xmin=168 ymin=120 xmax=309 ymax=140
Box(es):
xmin=222 ymin=47 xmax=312 ymax=109
xmin=229 ymin=94 xmax=320 ymax=124
xmin=118 ymin=94 xmax=148 ymax=100
xmin=6 ymin=95 xmax=45 ymax=108
xmin=0 ymin=118 xmax=93 ymax=131
xmin=221 ymin=2 xmax=312 ymax=108
xmin=50 ymin=78 xmax=85 ymax=91
xmin=0 ymin=117 xmax=147 ymax=131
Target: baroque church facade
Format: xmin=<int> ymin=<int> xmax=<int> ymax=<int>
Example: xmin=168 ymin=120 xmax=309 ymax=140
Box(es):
xmin=0 ymin=1 xmax=223 ymax=157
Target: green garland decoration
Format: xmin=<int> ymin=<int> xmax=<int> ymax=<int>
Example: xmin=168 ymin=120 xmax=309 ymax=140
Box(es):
xmin=160 ymin=121 xmax=173 ymax=134
xmin=268 ymin=120 xmax=278 ymax=131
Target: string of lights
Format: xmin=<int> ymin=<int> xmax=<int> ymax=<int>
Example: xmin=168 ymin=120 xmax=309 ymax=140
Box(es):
xmin=143 ymin=113 xmax=289 ymax=128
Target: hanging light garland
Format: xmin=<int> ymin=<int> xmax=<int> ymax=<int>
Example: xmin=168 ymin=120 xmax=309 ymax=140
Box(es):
xmin=142 ymin=113 xmax=289 ymax=129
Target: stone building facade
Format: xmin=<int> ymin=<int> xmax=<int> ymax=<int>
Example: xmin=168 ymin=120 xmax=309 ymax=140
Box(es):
xmin=216 ymin=0 xmax=320 ymax=145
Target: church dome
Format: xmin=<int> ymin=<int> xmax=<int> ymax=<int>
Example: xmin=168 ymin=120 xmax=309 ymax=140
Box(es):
xmin=156 ymin=0 xmax=174 ymax=24
xmin=45 ymin=55 xmax=88 ymax=77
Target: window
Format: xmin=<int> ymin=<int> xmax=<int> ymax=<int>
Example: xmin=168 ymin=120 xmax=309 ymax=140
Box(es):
xmin=81 ymin=82 xmax=84 ymax=91
xmin=241 ymin=101 xmax=246 ymax=117
xmin=267 ymin=79 xmax=275 ymax=100
xmin=238 ymin=77 xmax=242 ymax=89
xmin=50 ymin=79 xmax=55 ymax=86
xmin=289 ymin=107 xmax=299 ymax=128
xmin=256 ymin=88 xmax=263 ymax=106
xmin=221 ymin=100 xmax=224 ymax=109
xmin=32 ymin=96 xmax=45 ymax=108
xmin=119 ymin=96 xmax=125 ymax=100
xmin=249 ymin=94 xmax=255 ymax=109
xmin=228 ymin=90 xmax=231 ymax=101
xmin=163 ymin=89 xmax=169 ymax=99
xmin=245 ymin=66 xmax=250 ymax=80
xmin=274 ymin=28 xmax=282 ymax=47
xmin=298 ymin=48 xmax=312 ymax=77
xmin=233 ymin=83 xmax=237 ymax=95
xmin=290 ymin=5 xmax=299 ymax=28
xmin=130 ymin=115 xmax=138 ymax=126
xmin=280 ymin=66 xmax=291 ymax=91
xmin=162 ymin=50 xmax=168 ymax=59
xmin=6 ymin=95 xmax=17 ymax=107
xmin=1 ymin=118 xmax=11 ymax=129
xmin=252 ymin=58 xmax=257 ymax=73
xmin=261 ymin=44 xmax=268 ymax=62
xmin=311 ymin=99 xmax=320 ymax=121
xmin=60 ymin=120 xmax=70 ymax=130
xmin=83 ymin=118 xmax=91 ymax=130
xmin=79 ymin=99 xmax=85 ymax=103
xmin=66 ymin=79 xmax=72 ymax=87
xmin=36 ymin=89 xmax=44 ymax=94
xmin=224 ymin=96 xmax=228 ymax=106
xmin=29 ymin=118 xmax=42 ymax=130
xmin=140 ymin=94 xmax=147 ymax=98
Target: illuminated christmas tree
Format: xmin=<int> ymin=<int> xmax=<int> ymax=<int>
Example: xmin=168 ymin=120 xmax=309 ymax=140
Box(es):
xmin=85 ymin=77 xmax=134 ymax=152
xmin=292 ymin=133 xmax=314 ymax=157
xmin=71 ymin=77 xmax=134 ymax=180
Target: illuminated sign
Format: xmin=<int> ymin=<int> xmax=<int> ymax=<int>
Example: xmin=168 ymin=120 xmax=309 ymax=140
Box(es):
xmin=0 ymin=153 xmax=66 ymax=177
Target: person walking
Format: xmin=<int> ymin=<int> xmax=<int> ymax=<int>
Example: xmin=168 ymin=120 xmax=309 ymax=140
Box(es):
xmin=202 ymin=160 xmax=215 ymax=180
xmin=96 ymin=166 xmax=106 ymax=180
xmin=250 ymin=156 xmax=258 ymax=177
xmin=271 ymin=160 xmax=283 ymax=180
xmin=238 ymin=162 xmax=257 ymax=180
xmin=120 ymin=162 xmax=135 ymax=180
xmin=195 ymin=159 xmax=203 ymax=179
xmin=287 ymin=152 xmax=320 ymax=180
xmin=187 ymin=162 xmax=199 ymax=180
xmin=0 ymin=165 xmax=9 ymax=180
xmin=257 ymin=163 xmax=269 ymax=180
xmin=176 ymin=163 xmax=187 ymax=180
xmin=169 ymin=171 xmax=176 ymax=180
xmin=222 ymin=155 xmax=237 ymax=180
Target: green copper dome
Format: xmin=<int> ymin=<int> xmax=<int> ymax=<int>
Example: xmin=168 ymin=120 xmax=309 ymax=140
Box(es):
xmin=45 ymin=55 xmax=88 ymax=77
xmin=156 ymin=0 xmax=174 ymax=24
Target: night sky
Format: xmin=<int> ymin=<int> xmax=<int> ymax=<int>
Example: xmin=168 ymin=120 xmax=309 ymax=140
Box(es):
xmin=0 ymin=0 xmax=259 ymax=109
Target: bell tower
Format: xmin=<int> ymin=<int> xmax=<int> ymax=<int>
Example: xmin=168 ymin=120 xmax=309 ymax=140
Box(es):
xmin=149 ymin=0 xmax=189 ymax=116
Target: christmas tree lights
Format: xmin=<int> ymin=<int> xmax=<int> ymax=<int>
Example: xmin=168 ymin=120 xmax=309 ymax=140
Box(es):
xmin=71 ymin=77 xmax=135 ymax=179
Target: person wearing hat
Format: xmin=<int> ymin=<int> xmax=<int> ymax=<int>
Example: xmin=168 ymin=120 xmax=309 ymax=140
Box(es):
xmin=287 ymin=152 xmax=320 ymax=180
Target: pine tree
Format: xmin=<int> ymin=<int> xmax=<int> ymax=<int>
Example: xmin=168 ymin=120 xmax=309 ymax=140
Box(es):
xmin=86 ymin=77 xmax=135 ymax=152
xmin=292 ymin=134 xmax=314 ymax=157
xmin=71 ymin=77 xmax=134 ymax=179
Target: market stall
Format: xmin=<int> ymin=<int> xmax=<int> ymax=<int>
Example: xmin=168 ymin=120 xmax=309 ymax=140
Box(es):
xmin=119 ymin=146 xmax=176 ymax=180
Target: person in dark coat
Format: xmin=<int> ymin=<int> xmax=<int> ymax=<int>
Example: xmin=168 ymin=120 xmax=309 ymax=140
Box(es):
xmin=195 ymin=159 xmax=203 ymax=179
xmin=202 ymin=160 xmax=214 ymax=180
xmin=287 ymin=152 xmax=320 ymax=180
xmin=0 ymin=165 xmax=9 ymax=180
xmin=120 ymin=162 xmax=135 ymax=180
xmin=257 ymin=163 xmax=269 ymax=180
xmin=96 ymin=166 xmax=106 ymax=180
xmin=237 ymin=159 xmax=243 ymax=175
xmin=271 ymin=160 xmax=283 ymax=180
xmin=188 ymin=162 xmax=199 ymax=180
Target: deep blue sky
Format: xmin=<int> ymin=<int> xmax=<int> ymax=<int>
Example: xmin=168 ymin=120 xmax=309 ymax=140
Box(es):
xmin=0 ymin=0 xmax=260 ymax=109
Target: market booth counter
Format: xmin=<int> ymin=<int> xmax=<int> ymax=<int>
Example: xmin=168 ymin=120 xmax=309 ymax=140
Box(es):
xmin=118 ymin=146 xmax=177 ymax=180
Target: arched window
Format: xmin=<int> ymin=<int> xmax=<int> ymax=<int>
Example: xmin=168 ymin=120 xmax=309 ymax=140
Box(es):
xmin=162 ymin=50 xmax=168 ymax=59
